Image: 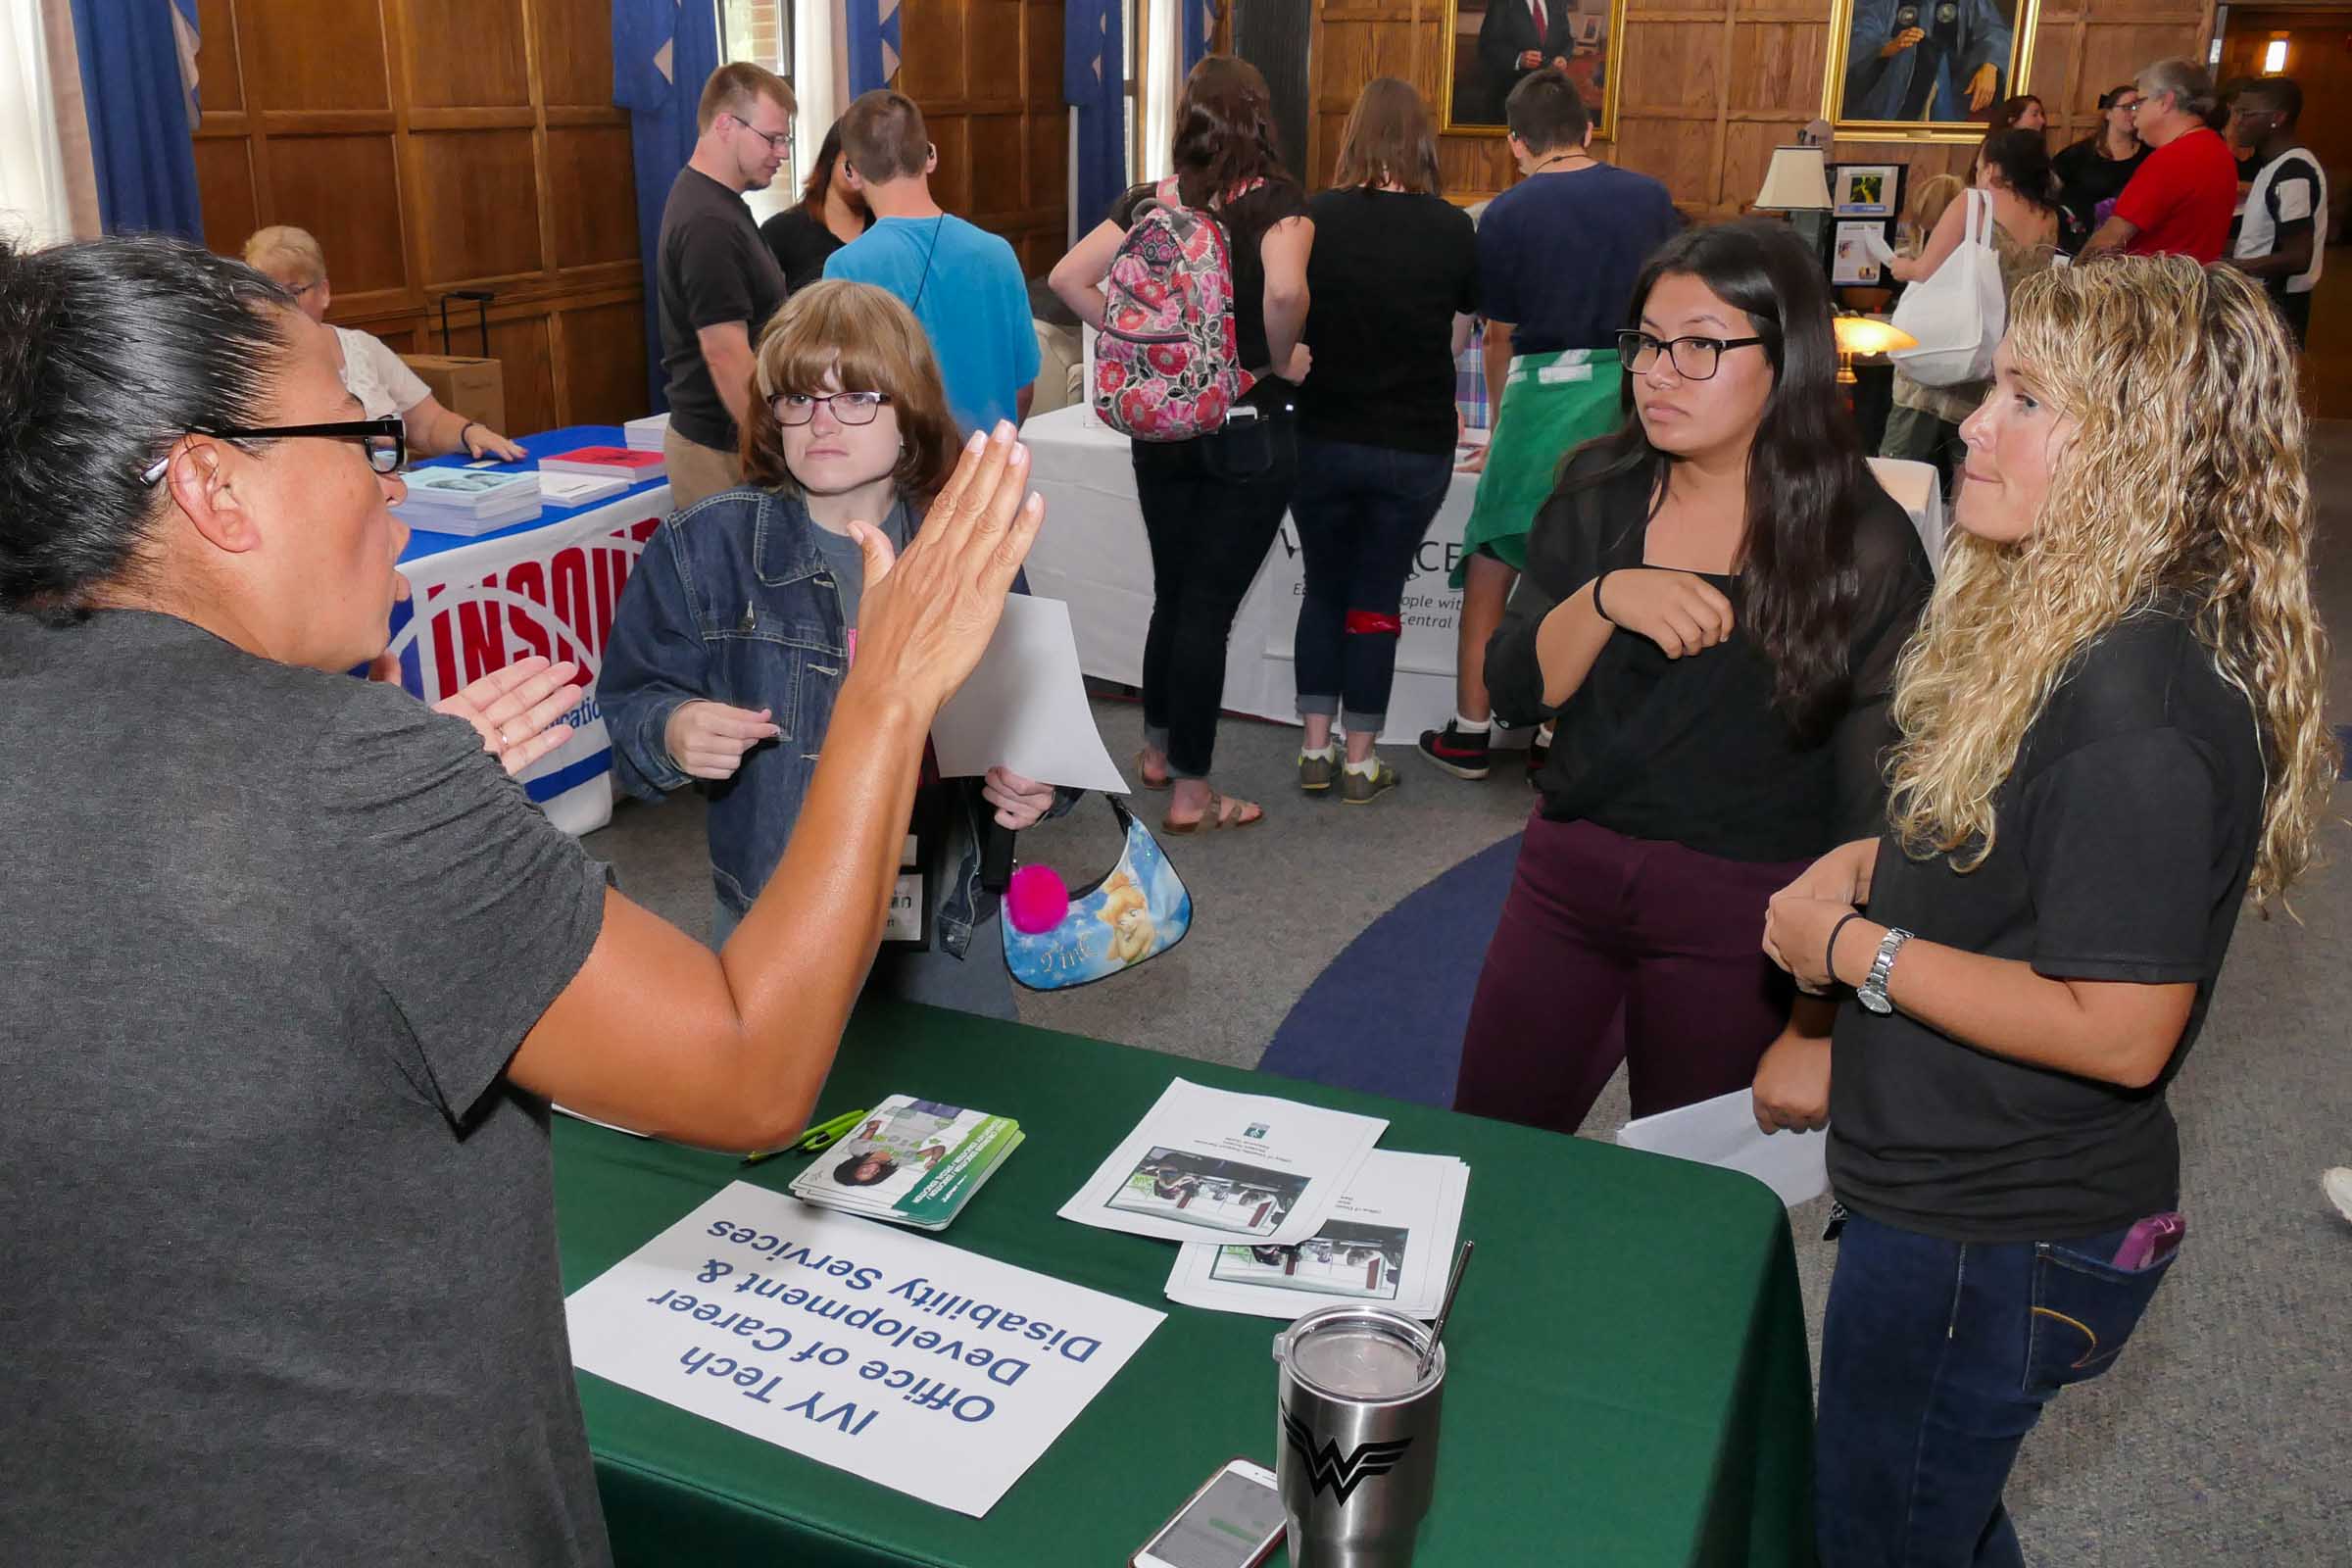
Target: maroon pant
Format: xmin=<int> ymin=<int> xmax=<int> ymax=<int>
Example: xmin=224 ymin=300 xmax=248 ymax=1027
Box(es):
xmin=1454 ymin=812 xmax=1810 ymax=1135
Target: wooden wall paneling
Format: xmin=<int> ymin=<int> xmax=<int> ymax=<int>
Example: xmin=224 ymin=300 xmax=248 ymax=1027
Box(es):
xmin=897 ymin=0 xmax=1069 ymax=278
xmin=409 ymin=128 xmax=546 ymax=283
xmin=194 ymin=139 xmax=261 ymax=258
xmin=266 ymin=133 xmax=411 ymax=289
xmin=970 ymin=113 xmax=1028 ymax=216
xmin=546 ymin=126 xmax=641 ymax=269
xmin=967 ymin=0 xmax=1026 ymax=98
xmin=243 ymin=0 xmax=393 ymax=111
xmin=406 ymin=0 xmax=533 ymax=108
xmin=1731 ymin=23 xmax=1829 ymax=115
xmin=196 ymin=0 xmax=245 ymax=111
xmin=485 ymin=314 xmax=559 ymax=436
xmin=556 ymin=300 xmax=653 ymax=424
xmin=900 ymin=0 xmax=970 ymax=100
xmin=533 ymin=0 xmax=616 ymax=106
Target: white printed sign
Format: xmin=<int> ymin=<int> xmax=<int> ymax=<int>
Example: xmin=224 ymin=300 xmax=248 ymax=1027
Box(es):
xmin=565 ymin=1182 xmax=1165 ymax=1517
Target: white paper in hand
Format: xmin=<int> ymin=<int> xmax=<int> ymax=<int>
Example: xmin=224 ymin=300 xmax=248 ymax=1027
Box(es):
xmin=930 ymin=594 xmax=1129 ymax=793
xmin=1615 ymin=1089 xmax=1828 ymax=1208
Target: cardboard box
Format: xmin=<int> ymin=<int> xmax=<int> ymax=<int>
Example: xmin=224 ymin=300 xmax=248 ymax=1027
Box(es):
xmin=400 ymin=354 xmax=506 ymax=433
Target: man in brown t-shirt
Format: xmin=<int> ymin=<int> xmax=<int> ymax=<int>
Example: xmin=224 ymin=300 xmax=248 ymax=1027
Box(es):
xmin=657 ymin=64 xmax=795 ymax=510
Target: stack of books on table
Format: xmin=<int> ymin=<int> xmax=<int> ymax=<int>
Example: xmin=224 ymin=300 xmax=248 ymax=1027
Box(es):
xmin=786 ymin=1095 xmax=1023 ymax=1232
xmin=540 ymin=444 xmax=666 ymax=485
xmin=537 ymin=470 xmax=630 ymax=509
xmin=394 ymin=466 xmax=542 ymax=535
xmin=624 ymin=412 xmax=670 ymax=452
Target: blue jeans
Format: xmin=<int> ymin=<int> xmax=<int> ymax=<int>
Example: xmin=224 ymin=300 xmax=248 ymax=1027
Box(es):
xmin=1815 ymin=1207 xmax=2182 ymax=1567
xmin=1289 ymin=437 xmax=1453 ymax=735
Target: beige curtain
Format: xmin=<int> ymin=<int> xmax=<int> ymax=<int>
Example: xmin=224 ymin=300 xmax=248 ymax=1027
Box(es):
xmin=38 ymin=0 xmax=99 ymax=237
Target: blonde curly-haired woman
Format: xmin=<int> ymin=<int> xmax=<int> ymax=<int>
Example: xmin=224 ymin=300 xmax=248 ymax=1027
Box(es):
xmin=1756 ymin=257 xmax=2335 ymax=1567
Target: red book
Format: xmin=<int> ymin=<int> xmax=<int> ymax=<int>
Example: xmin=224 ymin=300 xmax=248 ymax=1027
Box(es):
xmin=537 ymin=446 xmax=667 ymax=481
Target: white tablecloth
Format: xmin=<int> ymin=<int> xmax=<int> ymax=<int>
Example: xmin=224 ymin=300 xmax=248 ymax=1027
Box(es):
xmin=1021 ymin=405 xmax=1943 ymax=744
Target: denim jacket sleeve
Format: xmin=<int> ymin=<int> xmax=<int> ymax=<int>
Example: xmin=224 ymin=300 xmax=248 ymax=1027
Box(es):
xmin=600 ymin=520 xmax=710 ymax=800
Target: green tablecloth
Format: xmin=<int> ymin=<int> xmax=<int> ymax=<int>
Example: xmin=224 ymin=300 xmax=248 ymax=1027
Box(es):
xmin=557 ymin=1001 xmax=1816 ymax=1567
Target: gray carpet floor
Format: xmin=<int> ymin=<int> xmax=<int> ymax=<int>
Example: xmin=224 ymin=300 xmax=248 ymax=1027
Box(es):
xmin=582 ymin=425 xmax=2352 ymax=1564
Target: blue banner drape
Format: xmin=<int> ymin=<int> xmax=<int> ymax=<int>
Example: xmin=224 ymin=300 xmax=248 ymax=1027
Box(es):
xmin=67 ymin=0 xmax=204 ymax=238
xmin=845 ymin=0 xmax=903 ymax=96
xmin=1182 ymin=0 xmax=1213 ymax=75
xmin=614 ymin=0 xmax=721 ymax=413
xmin=1064 ymin=0 xmax=1127 ymax=230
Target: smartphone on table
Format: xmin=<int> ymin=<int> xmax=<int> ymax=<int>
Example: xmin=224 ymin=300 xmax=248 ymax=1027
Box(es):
xmin=1132 ymin=1456 xmax=1286 ymax=1568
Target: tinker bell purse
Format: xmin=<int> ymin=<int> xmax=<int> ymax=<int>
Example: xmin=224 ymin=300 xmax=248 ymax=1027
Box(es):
xmin=1001 ymin=798 xmax=1192 ymax=991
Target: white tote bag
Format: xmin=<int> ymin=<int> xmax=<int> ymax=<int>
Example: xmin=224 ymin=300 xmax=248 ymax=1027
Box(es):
xmin=1888 ymin=189 xmax=2005 ymax=388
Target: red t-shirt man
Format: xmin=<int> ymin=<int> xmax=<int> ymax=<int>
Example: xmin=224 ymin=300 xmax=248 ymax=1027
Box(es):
xmin=2111 ymin=125 xmax=2238 ymax=264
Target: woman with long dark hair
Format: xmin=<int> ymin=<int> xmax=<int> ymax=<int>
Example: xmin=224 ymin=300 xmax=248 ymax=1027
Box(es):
xmin=1288 ymin=76 xmax=1478 ymax=803
xmin=1451 ymin=220 xmax=1932 ymax=1136
xmin=760 ymin=121 xmax=872 ymax=293
xmin=1050 ymin=55 xmax=1313 ymax=832
xmin=2054 ymin=84 xmax=2148 ymax=248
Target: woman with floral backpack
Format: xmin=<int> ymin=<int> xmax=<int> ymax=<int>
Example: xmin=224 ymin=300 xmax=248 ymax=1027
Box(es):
xmin=1051 ymin=54 xmax=1313 ymax=833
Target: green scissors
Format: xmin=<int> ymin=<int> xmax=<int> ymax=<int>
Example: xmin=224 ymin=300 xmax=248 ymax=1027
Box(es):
xmin=740 ymin=1107 xmax=868 ymax=1167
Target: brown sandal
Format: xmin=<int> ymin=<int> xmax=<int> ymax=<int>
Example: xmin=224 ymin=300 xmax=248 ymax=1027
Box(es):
xmin=1137 ymin=749 xmax=1172 ymax=792
xmin=1162 ymin=790 xmax=1264 ymax=835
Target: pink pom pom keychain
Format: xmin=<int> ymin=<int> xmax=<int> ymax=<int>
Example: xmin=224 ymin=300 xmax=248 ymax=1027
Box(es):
xmin=1004 ymin=862 xmax=1072 ymax=935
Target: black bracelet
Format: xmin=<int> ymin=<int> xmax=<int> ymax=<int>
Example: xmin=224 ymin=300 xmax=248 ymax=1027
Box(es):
xmin=460 ymin=421 xmax=482 ymax=451
xmin=1825 ymin=910 xmax=1866 ymax=988
xmin=1591 ymin=569 xmax=1618 ymax=626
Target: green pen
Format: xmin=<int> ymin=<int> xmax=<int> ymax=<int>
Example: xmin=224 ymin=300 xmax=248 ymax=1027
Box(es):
xmin=740 ymin=1107 xmax=869 ymax=1167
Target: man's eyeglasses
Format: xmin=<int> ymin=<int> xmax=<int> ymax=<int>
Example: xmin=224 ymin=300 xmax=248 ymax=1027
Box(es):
xmin=771 ymin=391 xmax=893 ymax=426
xmin=1617 ymin=331 xmax=1767 ymax=381
xmin=729 ymin=114 xmax=794 ymax=155
xmin=139 ymin=417 xmax=407 ymax=485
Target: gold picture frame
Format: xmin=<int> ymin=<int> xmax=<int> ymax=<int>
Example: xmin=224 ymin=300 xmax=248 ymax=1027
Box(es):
xmin=1438 ymin=0 xmax=1629 ymax=141
xmin=1822 ymin=0 xmax=2042 ymax=144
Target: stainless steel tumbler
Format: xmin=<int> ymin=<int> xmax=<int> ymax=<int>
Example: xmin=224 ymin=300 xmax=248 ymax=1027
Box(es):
xmin=1271 ymin=1304 xmax=1446 ymax=1568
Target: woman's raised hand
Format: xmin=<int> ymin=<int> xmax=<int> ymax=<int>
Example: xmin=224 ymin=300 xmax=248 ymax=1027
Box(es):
xmin=849 ymin=421 xmax=1046 ymax=717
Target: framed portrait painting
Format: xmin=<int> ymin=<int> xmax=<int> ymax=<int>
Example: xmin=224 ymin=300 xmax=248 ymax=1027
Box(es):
xmin=1824 ymin=0 xmax=2041 ymax=143
xmin=1440 ymin=0 xmax=1628 ymax=139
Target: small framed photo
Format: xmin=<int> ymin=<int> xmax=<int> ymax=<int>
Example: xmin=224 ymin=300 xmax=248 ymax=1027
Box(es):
xmin=1832 ymin=163 xmax=1902 ymax=219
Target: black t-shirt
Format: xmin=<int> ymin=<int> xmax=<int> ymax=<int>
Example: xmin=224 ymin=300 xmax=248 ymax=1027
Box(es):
xmin=760 ymin=206 xmax=869 ymax=296
xmin=1109 ymin=177 xmax=1310 ymax=408
xmin=2052 ymin=136 xmax=2149 ymax=241
xmin=659 ymin=167 xmax=789 ymax=451
xmin=1484 ymin=450 xmax=1933 ymax=862
xmin=1829 ymin=603 xmax=2266 ymax=1243
xmin=1298 ymin=187 xmax=1479 ymax=455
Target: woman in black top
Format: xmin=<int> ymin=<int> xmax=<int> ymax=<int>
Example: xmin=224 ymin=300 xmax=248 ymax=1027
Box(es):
xmin=760 ymin=122 xmax=872 ymax=294
xmin=1453 ymin=221 xmax=1931 ymax=1136
xmin=2052 ymin=83 xmax=2148 ymax=249
xmin=1760 ymin=260 xmax=2333 ymax=1566
xmin=1289 ymin=78 xmax=1479 ymax=804
xmin=1050 ymin=55 xmax=1313 ymax=832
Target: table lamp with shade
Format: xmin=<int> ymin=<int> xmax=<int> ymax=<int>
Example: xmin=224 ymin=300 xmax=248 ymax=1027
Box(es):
xmin=1832 ymin=315 xmax=1916 ymax=386
xmin=1753 ymin=144 xmax=1833 ymax=257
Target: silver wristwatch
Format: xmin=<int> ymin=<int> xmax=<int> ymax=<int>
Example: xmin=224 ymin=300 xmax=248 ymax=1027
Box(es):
xmin=1856 ymin=926 xmax=1913 ymax=1015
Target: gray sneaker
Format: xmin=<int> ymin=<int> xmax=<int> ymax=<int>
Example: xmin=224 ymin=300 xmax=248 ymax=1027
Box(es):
xmin=1299 ymin=748 xmax=1339 ymax=795
xmin=1341 ymin=760 xmax=1398 ymax=805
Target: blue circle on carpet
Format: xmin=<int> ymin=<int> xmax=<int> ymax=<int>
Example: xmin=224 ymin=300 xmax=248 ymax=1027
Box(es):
xmin=1257 ymin=834 xmax=1522 ymax=1107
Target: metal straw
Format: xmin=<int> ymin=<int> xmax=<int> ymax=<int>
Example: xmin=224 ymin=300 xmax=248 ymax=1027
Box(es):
xmin=1417 ymin=1240 xmax=1473 ymax=1380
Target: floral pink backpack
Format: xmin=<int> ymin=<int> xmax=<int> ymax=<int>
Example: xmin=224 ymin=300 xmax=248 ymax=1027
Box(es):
xmin=1093 ymin=177 xmax=1256 ymax=441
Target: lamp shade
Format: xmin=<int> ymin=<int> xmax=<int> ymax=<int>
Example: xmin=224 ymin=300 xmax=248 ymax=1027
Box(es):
xmin=1833 ymin=317 xmax=1918 ymax=357
xmin=1754 ymin=145 xmax=1832 ymax=212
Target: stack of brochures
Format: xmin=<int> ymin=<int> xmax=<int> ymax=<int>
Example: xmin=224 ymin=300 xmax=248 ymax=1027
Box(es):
xmin=393 ymin=466 xmax=542 ymax=534
xmin=541 ymin=444 xmax=665 ymax=483
xmin=789 ymin=1095 xmax=1023 ymax=1232
xmin=624 ymin=411 xmax=670 ymax=451
xmin=537 ymin=469 xmax=629 ymax=509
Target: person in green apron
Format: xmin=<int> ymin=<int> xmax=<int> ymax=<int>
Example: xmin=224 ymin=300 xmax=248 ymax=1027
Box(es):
xmin=1419 ymin=68 xmax=1683 ymax=781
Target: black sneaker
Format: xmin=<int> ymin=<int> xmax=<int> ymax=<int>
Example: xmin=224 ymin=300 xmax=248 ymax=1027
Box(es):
xmin=1415 ymin=722 xmax=1491 ymax=780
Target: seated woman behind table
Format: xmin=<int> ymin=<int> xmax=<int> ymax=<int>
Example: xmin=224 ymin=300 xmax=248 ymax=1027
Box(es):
xmin=601 ymin=278 xmax=1060 ymax=1021
xmin=0 ymin=233 xmax=1042 ymax=1562
xmin=241 ymin=223 xmax=528 ymax=462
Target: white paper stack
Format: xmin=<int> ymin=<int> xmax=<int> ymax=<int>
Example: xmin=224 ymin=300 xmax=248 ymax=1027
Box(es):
xmin=394 ymin=466 xmax=542 ymax=534
xmin=537 ymin=470 xmax=629 ymax=509
xmin=1614 ymin=1088 xmax=1829 ymax=1208
xmin=1164 ymin=1150 xmax=1468 ymax=1321
xmin=624 ymin=411 xmax=671 ymax=451
xmin=1057 ymin=1079 xmax=1387 ymax=1248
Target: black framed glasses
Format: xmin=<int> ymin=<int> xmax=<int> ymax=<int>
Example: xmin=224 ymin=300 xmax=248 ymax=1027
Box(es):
xmin=1617 ymin=331 xmax=1767 ymax=381
xmin=139 ymin=416 xmax=407 ymax=484
xmin=771 ymin=391 xmax=893 ymax=426
xmin=728 ymin=113 xmax=793 ymax=155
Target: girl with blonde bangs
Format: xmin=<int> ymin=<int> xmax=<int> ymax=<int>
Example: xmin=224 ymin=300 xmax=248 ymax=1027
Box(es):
xmin=1759 ymin=255 xmax=2333 ymax=1567
xmin=605 ymin=279 xmax=1061 ymax=1018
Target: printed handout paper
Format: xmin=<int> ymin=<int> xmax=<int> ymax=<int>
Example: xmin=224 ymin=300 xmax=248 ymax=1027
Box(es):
xmin=565 ymin=1182 xmax=1163 ymax=1517
xmin=1614 ymin=1088 xmax=1829 ymax=1208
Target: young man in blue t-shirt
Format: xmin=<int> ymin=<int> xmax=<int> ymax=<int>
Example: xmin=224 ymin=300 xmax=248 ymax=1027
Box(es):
xmin=824 ymin=91 xmax=1040 ymax=436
